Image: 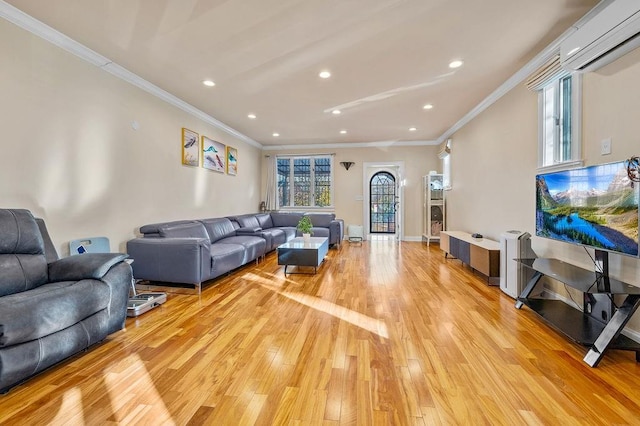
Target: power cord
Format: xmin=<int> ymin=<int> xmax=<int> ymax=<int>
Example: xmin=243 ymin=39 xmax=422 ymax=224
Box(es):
xmin=564 ymin=283 xmax=583 ymax=312
xmin=584 ymin=246 xmax=604 ymax=274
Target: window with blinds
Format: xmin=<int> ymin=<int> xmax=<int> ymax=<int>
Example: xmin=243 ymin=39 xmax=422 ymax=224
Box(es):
xmin=527 ymin=53 xmax=582 ymax=170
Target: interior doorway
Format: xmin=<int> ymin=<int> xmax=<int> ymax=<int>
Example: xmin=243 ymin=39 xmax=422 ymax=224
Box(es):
xmin=362 ymin=162 xmax=404 ymax=241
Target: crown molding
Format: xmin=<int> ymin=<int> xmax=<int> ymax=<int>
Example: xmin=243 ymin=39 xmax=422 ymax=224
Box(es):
xmin=3 ymin=0 xmax=609 ymax=152
xmin=436 ymin=38 xmax=570 ymax=144
xmin=0 ymin=1 xmax=111 ymax=67
xmin=436 ymin=0 xmax=610 ymax=144
xmin=0 ymin=1 xmax=261 ymax=149
xmin=100 ymin=62 xmax=261 ymax=148
xmin=262 ymin=139 xmax=438 ymax=151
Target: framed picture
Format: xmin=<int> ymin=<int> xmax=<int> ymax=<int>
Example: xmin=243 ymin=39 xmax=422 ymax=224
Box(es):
xmin=226 ymin=146 xmax=238 ymax=176
xmin=182 ymin=128 xmax=200 ymax=166
xmin=201 ymin=136 xmax=226 ymax=173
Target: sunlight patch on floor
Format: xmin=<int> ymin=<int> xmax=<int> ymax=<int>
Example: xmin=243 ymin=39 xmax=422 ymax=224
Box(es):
xmin=243 ymin=271 xmax=297 ymax=287
xmin=53 ymin=387 xmax=85 ymax=425
xmin=252 ymin=278 xmax=389 ymax=339
xmin=103 ymin=353 xmax=174 ymax=424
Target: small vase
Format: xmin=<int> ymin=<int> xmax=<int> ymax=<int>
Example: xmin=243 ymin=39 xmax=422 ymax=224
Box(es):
xmin=303 ymin=233 xmax=311 ymax=242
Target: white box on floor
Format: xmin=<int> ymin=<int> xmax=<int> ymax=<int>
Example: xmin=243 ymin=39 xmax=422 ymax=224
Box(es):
xmin=347 ymin=224 xmax=364 ymax=242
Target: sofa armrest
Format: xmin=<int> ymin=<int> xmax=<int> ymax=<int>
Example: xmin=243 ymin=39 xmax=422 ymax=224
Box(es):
xmin=126 ymin=237 xmax=210 ymax=284
xmin=100 ymin=261 xmax=134 ymax=334
xmin=329 ymin=219 xmax=344 ymax=245
xmin=48 ymin=253 xmax=129 ymax=282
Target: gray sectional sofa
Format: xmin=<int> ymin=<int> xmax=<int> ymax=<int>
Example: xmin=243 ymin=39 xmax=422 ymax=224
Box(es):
xmin=126 ymin=212 xmax=343 ymax=291
xmin=232 ymin=212 xmax=343 ymax=251
xmin=0 ymin=209 xmax=132 ymax=393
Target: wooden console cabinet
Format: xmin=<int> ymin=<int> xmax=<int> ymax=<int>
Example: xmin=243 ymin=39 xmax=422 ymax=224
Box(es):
xmin=440 ymin=231 xmax=500 ymax=283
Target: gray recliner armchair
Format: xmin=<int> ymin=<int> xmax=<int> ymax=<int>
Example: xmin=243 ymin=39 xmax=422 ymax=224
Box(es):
xmin=0 ymin=209 xmax=131 ymax=393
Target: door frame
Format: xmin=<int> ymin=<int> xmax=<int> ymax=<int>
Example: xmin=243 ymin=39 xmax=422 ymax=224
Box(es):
xmin=362 ymin=161 xmax=405 ymax=241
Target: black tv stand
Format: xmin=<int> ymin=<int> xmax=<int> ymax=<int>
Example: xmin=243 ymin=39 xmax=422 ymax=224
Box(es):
xmin=515 ymin=257 xmax=640 ymax=367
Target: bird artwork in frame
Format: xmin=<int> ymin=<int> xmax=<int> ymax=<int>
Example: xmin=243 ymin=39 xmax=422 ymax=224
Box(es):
xmin=181 ymin=128 xmax=199 ymax=166
xmin=201 ymin=136 xmax=226 ymax=173
xmin=227 ymin=146 xmax=238 ymax=176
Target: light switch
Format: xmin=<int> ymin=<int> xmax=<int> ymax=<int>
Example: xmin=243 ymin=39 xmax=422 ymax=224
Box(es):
xmin=601 ymin=138 xmax=612 ymax=155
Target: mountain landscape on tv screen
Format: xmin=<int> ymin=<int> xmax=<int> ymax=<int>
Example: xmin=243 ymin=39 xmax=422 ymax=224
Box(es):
xmin=536 ymin=168 xmax=639 ymax=256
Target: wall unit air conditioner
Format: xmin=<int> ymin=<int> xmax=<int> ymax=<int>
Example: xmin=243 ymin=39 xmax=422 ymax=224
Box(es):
xmin=561 ymin=0 xmax=640 ymax=72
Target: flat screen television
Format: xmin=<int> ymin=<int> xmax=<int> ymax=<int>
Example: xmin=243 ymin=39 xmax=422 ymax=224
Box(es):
xmin=536 ymin=160 xmax=639 ymax=258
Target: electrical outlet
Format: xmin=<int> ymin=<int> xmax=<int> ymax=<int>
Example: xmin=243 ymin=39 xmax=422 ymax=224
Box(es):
xmin=601 ymin=138 xmax=612 ymax=155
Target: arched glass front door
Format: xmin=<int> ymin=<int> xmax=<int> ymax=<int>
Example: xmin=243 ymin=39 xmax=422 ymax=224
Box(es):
xmin=370 ymin=172 xmax=396 ymax=234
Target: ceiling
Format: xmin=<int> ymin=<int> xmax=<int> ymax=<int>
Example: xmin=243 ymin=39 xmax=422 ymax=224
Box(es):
xmin=5 ymin=0 xmax=600 ymax=147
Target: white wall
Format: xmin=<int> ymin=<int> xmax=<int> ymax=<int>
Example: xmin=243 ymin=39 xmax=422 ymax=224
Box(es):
xmin=447 ymin=46 xmax=640 ymax=330
xmin=261 ymin=145 xmax=439 ymax=239
xmin=445 ymin=84 xmax=538 ymax=239
xmin=0 ymin=18 xmax=262 ymax=255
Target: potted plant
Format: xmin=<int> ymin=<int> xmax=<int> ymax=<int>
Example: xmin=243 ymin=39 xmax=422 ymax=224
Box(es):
xmin=297 ymin=215 xmax=314 ymax=242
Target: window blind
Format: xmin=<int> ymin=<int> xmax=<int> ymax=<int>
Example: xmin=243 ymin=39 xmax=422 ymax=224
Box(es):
xmin=525 ymin=54 xmax=568 ymax=91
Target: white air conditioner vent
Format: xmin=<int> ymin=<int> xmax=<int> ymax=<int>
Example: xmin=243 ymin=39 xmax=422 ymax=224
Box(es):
xmin=561 ymin=0 xmax=640 ymax=72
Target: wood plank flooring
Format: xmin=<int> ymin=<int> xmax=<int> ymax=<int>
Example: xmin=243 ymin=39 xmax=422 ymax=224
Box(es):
xmin=2 ymin=241 xmax=640 ymax=425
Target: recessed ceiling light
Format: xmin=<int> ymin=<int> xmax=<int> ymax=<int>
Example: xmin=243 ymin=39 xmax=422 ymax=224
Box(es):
xmin=202 ymin=80 xmax=215 ymax=87
xmin=409 ymin=127 xmax=417 ymax=132
xmin=340 ymin=130 xmax=347 ymax=134
xmin=332 ymin=110 xmax=341 ymax=115
xmin=247 ymin=113 xmax=257 ymax=119
xmin=319 ymin=70 xmax=331 ymax=79
xmin=423 ymin=103 xmax=433 ymax=110
xmin=449 ymin=60 xmax=463 ymax=69
xmin=272 ymin=132 xmax=280 ymax=137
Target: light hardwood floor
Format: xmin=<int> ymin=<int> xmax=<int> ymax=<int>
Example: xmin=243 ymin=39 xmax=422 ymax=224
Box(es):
xmin=2 ymin=241 xmax=640 ymax=425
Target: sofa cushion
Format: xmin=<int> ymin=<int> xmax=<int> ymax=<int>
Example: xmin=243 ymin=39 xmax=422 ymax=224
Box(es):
xmin=304 ymin=213 xmax=336 ymax=228
xmin=0 ymin=280 xmax=111 ymax=347
xmin=0 ymin=209 xmax=44 ymax=255
xmin=217 ymin=236 xmax=266 ymax=263
xmin=0 ymin=255 xmax=48 ymax=298
xmin=270 ymin=212 xmax=304 ymax=228
xmin=0 ymin=209 xmax=48 ymax=297
xmin=255 ymin=213 xmax=274 ymax=229
xmin=235 ymin=215 xmax=261 ymax=229
xmin=262 ymin=228 xmax=286 ymax=249
xmin=209 ymin=243 xmax=245 ymax=275
xmin=159 ymin=222 xmax=210 ymax=241
xmin=281 ymin=227 xmax=297 ymax=241
xmin=199 ymin=218 xmax=237 ymax=243
xmin=307 ymin=227 xmax=330 ymax=239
